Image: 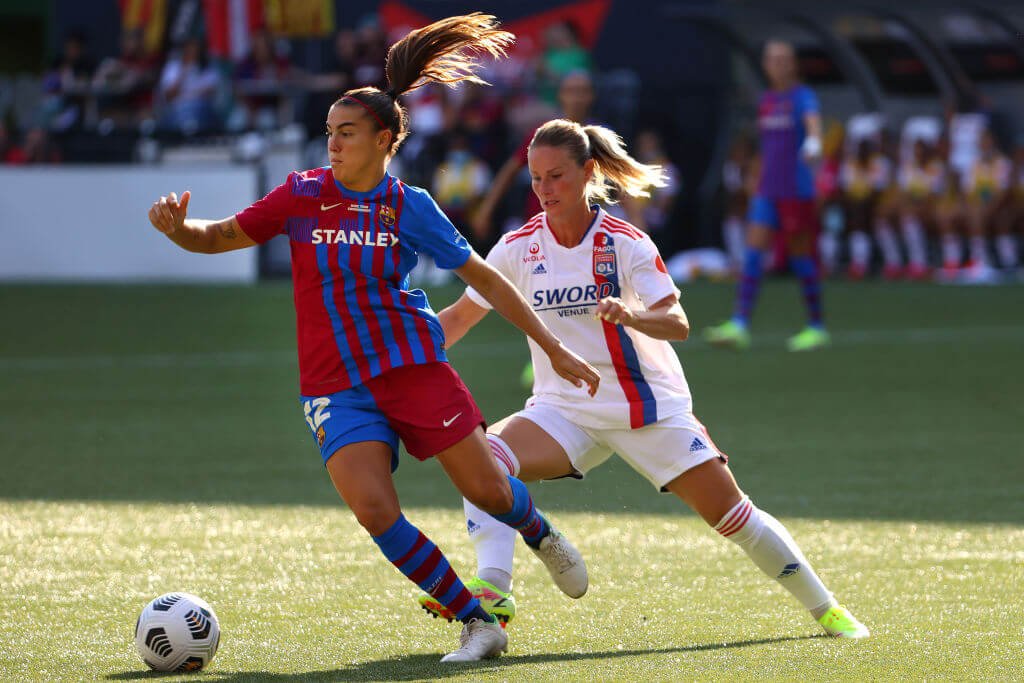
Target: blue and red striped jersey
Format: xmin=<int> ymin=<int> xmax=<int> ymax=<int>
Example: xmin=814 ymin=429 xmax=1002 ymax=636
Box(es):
xmin=236 ymin=168 xmax=472 ymax=396
xmin=756 ymin=85 xmax=819 ymax=199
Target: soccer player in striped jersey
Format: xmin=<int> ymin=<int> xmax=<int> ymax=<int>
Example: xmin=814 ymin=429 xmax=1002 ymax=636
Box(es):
xmin=705 ymin=40 xmax=827 ymax=351
xmin=146 ymin=15 xmax=601 ymax=663
xmin=416 ymin=118 xmax=868 ymax=641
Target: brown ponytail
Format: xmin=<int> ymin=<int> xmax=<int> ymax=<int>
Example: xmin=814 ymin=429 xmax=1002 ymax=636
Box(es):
xmin=334 ymin=13 xmax=514 ymax=153
xmin=531 ymin=119 xmax=667 ymax=205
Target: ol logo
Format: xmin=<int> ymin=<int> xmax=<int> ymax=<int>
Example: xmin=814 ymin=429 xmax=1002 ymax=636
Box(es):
xmin=303 ymin=397 xmax=331 ymax=446
xmin=379 ymin=205 xmax=396 ymax=227
xmin=595 ymin=253 xmax=615 ymax=275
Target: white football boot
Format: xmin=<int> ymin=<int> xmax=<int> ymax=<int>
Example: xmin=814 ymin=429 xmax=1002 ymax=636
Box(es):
xmin=529 ymin=526 xmax=588 ymax=598
xmin=440 ymin=618 xmax=508 ymax=663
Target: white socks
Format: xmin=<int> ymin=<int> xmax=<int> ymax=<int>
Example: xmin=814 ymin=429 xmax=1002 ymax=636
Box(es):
xmin=464 ymin=434 xmax=520 ymax=592
xmin=970 ymin=237 xmax=990 ymax=266
xmin=996 ymin=234 xmax=1018 ymax=269
xmin=901 ymin=218 xmax=928 ymax=268
xmin=724 ymin=216 xmax=746 ymax=269
xmin=875 ymin=221 xmax=903 ymax=268
xmin=849 ymin=231 xmax=871 ymax=269
xmin=942 ymin=234 xmax=962 ymax=268
xmin=715 ymin=497 xmax=835 ymax=618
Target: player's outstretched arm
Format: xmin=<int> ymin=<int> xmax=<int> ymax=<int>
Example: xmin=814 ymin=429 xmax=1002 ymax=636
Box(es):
xmin=437 ymin=293 xmax=489 ymax=349
xmin=455 ymin=252 xmax=600 ymax=395
xmin=148 ymin=191 xmax=256 ymax=254
xmin=595 ymin=294 xmax=689 ymax=341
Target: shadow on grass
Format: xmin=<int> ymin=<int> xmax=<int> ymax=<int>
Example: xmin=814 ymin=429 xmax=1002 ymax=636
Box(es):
xmin=107 ymin=634 xmax=823 ymax=681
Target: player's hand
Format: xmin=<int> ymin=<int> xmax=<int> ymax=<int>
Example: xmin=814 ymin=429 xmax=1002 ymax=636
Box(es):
xmin=594 ymin=297 xmax=635 ymax=327
xmin=148 ymin=190 xmax=191 ymax=236
xmin=548 ymin=343 xmax=600 ymax=397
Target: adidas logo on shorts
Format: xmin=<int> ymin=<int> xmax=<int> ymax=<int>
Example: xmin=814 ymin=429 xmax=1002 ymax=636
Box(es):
xmin=689 ymin=437 xmax=706 ymax=452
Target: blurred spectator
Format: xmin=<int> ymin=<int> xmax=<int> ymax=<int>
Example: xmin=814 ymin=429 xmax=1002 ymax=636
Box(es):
xmin=622 ymin=129 xmax=681 ymax=233
xmin=231 ymin=29 xmax=292 ymax=131
xmin=994 ymin=140 xmax=1024 ymax=269
xmin=872 ymin=129 xmax=905 ymax=280
xmin=936 ymin=136 xmax=968 ymax=277
xmin=946 ymin=104 xmax=987 ymax=178
xmin=841 ymin=138 xmax=891 ymax=279
xmin=471 ymin=70 xmax=596 ymax=241
xmin=19 ymin=126 xmax=62 ymax=164
xmin=433 ymin=128 xmax=493 ymax=249
xmin=537 ymin=21 xmax=592 ymax=106
xmin=352 ymin=17 xmax=388 ymax=89
xmin=456 ymin=81 xmax=507 ymax=168
xmin=961 ymin=128 xmax=1011 ymax=274
xmin=897 ymin=138 xmax=945 ymax=279
xmin=92 ymin=28 xmax=157 ymax=128
xmin=815 ymin=121 xmax=845 ymax=275
xmin=302 ymin=29 xmax=359 ymax=140
xmin=156 ymin=38 xmax=223 ymax=135
xmin=0 ymin=121 xmax=26 ymax=164
xmin=40 ymin=30 xmax=97 ymax=130
xmin=721 ymin=132 xmax=759 ymax=270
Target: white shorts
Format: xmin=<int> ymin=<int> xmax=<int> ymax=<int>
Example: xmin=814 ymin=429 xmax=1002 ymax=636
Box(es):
xmin=515 ymin=400 xmax=728 ymax=491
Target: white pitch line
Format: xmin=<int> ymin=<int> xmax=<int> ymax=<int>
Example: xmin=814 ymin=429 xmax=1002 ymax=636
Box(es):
xmin=0 ymin=324 xmax=1021 ymax=372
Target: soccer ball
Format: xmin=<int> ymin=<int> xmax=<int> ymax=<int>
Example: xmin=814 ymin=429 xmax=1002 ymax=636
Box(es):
xmin=134 ymin=592 xmax=220 ymax=672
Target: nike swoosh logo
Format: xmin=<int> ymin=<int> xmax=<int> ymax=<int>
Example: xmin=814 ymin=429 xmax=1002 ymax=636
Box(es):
xmin=320 ymin=202 xmax=344 ymax=211
xmin=442 ymin=412 xmax=463 ymax=428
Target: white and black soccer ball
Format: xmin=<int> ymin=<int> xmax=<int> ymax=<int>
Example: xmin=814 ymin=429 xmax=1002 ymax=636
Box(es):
xmin=134 ymin=592 xmax=220 ymax=672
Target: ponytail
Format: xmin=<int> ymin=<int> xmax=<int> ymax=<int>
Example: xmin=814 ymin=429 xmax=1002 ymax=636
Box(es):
xmin=531 ymin=119 xmax=667 ymax=205
xmin=334 ymin=13 xmax=513 ymax=154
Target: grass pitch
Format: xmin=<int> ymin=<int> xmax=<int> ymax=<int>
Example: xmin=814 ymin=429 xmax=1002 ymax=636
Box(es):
xmin=1 ymin=280 xmax=1022 ymax=681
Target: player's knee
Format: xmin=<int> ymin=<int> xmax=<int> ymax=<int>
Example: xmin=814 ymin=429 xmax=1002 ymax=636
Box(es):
xmin=464 ymin=476 xmax=514 ymax=515
xmin=350 ymin=500 xmax=400 ymax=536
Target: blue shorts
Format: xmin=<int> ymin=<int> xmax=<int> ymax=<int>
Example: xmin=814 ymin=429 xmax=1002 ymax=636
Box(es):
xmin=748 ymin=195 xmax=818 ymax=233
xmin=299 ymin=362 xmax=485 ymax=471
xmin=300 ymin=383 xmax=401 ymax=471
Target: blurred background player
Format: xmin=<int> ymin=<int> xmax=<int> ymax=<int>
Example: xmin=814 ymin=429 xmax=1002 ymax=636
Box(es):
xmin=815 ymin=121 xmax=845 ymax=276
xmin=704 ymin=40 xmax=826 ymax=351
xmin=621 ymin=128 xmax=682 ymax=234
xmin=841 ymin=138 xmax=891 ymax=280
xmin=897 ymin=138 xmax=946 ymax=280
xmin=961 ymin=128 xmax=1012 ymax=279
xmin=417 ymin=118 xmax=868 ymax=641
xmin=721 ymin=132 xmax=759 ymax=272
xmin=146 ymin=14 xmax=600 ymax=664
xmin=470 ymin=69 xmax=597 ymax=243
xmin=870 ymin=130 xmax=905 ymax=280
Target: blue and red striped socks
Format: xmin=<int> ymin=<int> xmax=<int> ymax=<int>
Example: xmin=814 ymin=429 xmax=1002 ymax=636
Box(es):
xmin=733 ymin=247 xmax=763 ymax=326
xmin=372 ymin=515 xmax=493 ymax=624
xmin=789 ymin=255 xmax=824 ymax=327
xmin=490 ymin=476 xmax=551 ymax=548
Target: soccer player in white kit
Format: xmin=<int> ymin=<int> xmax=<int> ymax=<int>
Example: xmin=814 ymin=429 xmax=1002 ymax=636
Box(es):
xmin=417 ymin=118 xmax=869 ymax=640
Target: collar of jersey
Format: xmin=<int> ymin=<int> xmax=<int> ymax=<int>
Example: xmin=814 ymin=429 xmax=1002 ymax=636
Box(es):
xmin=332 ymin=171 xmax=392 ymax=201
xmin=543 ymin=205 xmax=603 ymax=250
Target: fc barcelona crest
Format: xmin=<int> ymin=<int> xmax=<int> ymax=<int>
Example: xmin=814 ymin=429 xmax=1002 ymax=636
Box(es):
xmin=379 ymin=205 xmax=396 ymax=227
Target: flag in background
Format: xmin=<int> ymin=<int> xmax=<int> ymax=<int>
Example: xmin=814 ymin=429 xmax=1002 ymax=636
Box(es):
xmin=118 ymin=0 xmax=169 ymax=56
xmin=202 ymin=0 xmax=265 ymax=61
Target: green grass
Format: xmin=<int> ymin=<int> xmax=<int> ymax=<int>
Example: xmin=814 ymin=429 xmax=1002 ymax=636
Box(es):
xmin=1 ymin=280 xmax=1022 ymax=681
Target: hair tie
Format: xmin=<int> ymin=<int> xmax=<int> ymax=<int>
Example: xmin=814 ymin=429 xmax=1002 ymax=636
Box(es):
xmin=342 ymin=96 xmax=388 ymax=130
xmin=385 ymin=88 xmax=398 ymax=101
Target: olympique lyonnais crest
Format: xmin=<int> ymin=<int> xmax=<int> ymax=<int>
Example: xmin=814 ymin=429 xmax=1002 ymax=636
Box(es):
xmin=595 ymin=253 xmax=615 ymax=276
xmin=592 ymin=232 xmax=617 ymax=278
xmin=379 ymin=205 xmax=396 ymax=227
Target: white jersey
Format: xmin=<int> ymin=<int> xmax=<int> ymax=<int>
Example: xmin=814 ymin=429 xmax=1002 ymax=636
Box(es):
xmin=466 ymin=208 xmax=690 ymax=430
